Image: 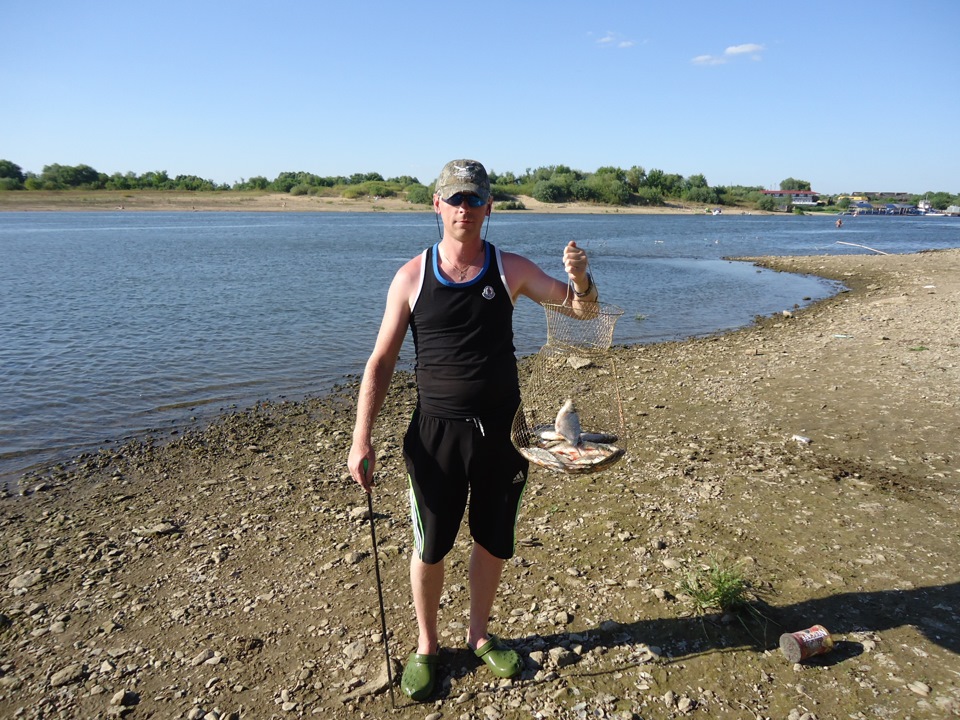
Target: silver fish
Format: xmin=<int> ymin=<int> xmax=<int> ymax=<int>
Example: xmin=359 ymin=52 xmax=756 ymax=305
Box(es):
xmin=554 ymin=399 xmax=582 ymax=448
xmin=518 ymin=446 xmax=567 ymax=471
xmin=520 ymin=441 xmax=625 ymax=475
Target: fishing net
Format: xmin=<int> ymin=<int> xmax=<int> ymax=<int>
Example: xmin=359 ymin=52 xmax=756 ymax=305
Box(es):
xmin=512 ymin=300 xmax=627 ymax=475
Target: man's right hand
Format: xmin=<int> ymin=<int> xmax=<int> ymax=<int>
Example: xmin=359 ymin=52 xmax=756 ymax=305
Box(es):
xmin=348 ymin=443 xmax=376 ymax=493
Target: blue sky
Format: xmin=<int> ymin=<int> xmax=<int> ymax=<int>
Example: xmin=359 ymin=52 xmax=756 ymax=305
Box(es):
xmin=4 ymin=0 xmax=958 ymax=195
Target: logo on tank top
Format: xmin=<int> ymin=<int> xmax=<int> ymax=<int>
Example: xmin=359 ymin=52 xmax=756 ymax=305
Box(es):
xmin=482 ymin=285 xmax=495 ymax=300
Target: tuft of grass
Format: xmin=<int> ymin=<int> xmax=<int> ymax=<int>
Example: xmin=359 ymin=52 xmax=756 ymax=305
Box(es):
xmin=678 ymin=557 xmax=752 ymax=615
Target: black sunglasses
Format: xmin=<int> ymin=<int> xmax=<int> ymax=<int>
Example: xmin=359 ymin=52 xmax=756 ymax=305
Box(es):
xmin=443 ymin=193 xmax=487 ymax=208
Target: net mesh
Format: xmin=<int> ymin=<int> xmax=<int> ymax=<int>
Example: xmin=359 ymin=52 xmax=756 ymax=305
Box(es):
xmin=512 ymin=301 xmax=627 ymax=475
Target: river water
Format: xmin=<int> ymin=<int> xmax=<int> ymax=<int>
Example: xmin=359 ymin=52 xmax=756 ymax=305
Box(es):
xmin=2 ymin=211 xmax=958 ymax=482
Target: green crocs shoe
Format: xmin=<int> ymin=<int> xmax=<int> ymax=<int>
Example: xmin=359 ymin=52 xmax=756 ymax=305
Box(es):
xmin=472 ymin=635 xmax=522 ymax=678
xmin=401 ymin=652 xmax=438 ymax=701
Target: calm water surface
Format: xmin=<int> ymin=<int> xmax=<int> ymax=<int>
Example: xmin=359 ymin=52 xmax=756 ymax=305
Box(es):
xmin=2 ymin=211 xmax=958 ymax=482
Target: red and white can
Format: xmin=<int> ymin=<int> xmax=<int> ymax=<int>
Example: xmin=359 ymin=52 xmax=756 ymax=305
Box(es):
xmin=779 ymin=625 xmax=835 ymax=662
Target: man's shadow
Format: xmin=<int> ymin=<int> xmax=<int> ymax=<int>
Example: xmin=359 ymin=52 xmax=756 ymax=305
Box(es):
xmin=433 ymin=581 xmax=959 ymax=695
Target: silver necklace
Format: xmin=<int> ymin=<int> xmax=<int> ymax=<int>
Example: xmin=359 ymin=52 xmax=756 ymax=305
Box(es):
xmin=440 ymin=242 xmax=484 ymax=281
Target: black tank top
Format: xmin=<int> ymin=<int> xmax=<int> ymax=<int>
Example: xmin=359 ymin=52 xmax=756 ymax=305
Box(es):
xmin=409 ymin=242 xmax=520 ymax=418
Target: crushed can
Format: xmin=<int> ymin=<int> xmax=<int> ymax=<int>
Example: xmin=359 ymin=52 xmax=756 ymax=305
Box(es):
xmin=779 ymin=624 xmax=835 ymax=663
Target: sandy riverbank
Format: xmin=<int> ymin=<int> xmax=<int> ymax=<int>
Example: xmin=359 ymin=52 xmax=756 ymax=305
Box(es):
xmin=0 ymin=190 xmax=751 ymax=215
xmin=1 ymin=250 xmax=957 ymax=719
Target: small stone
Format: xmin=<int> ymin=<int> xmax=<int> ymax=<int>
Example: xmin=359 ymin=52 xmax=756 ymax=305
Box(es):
xmin=482 ymin=704 xmax=503 ymax=720
xmin=9 ymin=570 xmax=44 ymax=590
xmin=191 ymin=649 xmax=215 ymax=666
xmin=426 ymin=713 xmax=443 ymax=720
xmin=343 ymin=640 xmax=366 ymax=661
xmin=133 ymin=521 xmax=178 ymax=536
xmin=344 ymin=551 xmax=364 ymax=565
xmin=50 ymin=663 xmax=85 ymax=687
xmin=907 ymin=680 xmax=931 ymax=697
xmin=549 ymin=647 xmax=578 ymax=668
xmin=110 ymin=689 xmax=138 ymax=707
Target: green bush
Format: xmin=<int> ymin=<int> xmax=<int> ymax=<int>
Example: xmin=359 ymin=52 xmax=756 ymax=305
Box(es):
xmin=289 ymin=184 xmax=310 ymax=196
xmin=495 ymin=200 xmax=526 ymax=210
xmin=532 ymin=179 xmax=567 ymax=203
xmin=678 ymin=557 xmax=751 ymax=614
xmin=757 ymin=196 xmax=776 ymax=212
xmin=570 ymin=174 xmax=630 ymax=205
xmin=341 ymin=185 xmax=366 ymax=199
xmin=405 ymin=184 xmax=432 ymax=205
xmin=684 ymin=186 xmax=720 ymax=205
xmin=634 ymin=187 xmax=663 ymax=206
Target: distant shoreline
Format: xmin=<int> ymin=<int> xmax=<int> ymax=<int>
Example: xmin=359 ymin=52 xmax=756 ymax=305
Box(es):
xmin=0 ymin=190 xmax=765 ymax=215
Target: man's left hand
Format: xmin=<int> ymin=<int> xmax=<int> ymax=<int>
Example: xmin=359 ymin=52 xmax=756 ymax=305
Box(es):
xmin=563 ymin=241 xmax=590 ymax=288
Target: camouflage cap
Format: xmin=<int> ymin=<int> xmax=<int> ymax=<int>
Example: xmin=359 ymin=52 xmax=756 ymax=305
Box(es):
xmin=435 ymin=159 xmax=490 ymax=201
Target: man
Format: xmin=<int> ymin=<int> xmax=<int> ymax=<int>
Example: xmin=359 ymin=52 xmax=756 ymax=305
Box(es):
xmin=348 ymin=159 xmax=597 ymax=701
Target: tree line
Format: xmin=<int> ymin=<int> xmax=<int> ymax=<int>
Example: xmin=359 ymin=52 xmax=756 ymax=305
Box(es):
xmin=1 ymin=159 xmax=956 ymax=211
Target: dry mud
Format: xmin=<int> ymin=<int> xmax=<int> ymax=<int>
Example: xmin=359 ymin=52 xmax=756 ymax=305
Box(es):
xmin=2 ymin=250 xmax=958 ymax=719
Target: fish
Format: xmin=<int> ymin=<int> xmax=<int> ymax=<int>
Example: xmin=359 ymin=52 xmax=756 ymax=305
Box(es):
xmin=533 ymin=424 xmax=618 ymax=446
xmin=518 ymin=405 xmax=624 ymax=475
xmin=517 ymin=446 xmax=568 ymax=471
xmin=554 ymin=399 xmax=582 ymax=449
xmin=580 ymin=432 xmax=619 ymax=444
xmin=519 ymin=440 xmax=625 ymax=475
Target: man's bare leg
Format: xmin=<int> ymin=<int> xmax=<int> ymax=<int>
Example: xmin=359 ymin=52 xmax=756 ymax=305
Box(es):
xmin=410 ymin=554 xmax=444 ymax=655
xmin=466 ymin=542 xmax=505 ymax=649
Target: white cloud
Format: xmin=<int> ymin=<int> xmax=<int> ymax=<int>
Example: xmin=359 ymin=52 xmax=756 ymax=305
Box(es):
xmin=692 ymin=42 xmax=764 ymax=65
xmin=725 ymin=43 xmax=764 ymax=56
xmin=691 ymin=54 xmax=726 ymax=66
xmin=594 ymin=31 xmax=634 ymax=49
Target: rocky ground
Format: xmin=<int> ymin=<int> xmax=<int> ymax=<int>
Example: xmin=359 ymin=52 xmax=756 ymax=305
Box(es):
xmin=1 ymin=250 xmax=958 ymax=720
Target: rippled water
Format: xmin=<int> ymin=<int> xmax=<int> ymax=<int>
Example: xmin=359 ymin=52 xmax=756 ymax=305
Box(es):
xmin=2 ymin=211 xmax=957 ymax=481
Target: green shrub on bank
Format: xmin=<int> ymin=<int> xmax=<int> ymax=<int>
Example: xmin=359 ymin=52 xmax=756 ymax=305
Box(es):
xmin=405 ymin=184 xmax=432 ymax=205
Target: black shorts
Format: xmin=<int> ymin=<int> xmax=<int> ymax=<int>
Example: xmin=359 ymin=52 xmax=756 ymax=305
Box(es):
xmin=403 ymin=408 xmax=529 ymax=564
